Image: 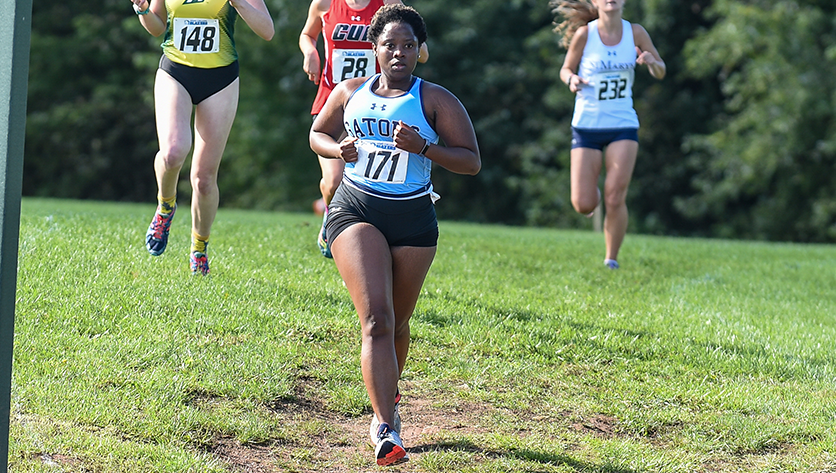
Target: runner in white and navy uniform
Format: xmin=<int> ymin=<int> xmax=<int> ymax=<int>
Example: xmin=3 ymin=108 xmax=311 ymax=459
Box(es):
xmin=572 ymin=18 xmax=638 ymax=137
xmin=553 ymin=0 xmax=665 ymax=269
xmin=310 ymin=5 xmax=480 ymax=466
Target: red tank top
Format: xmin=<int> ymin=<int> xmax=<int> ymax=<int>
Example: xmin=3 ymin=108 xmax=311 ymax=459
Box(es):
xmin=311 ymin=0 xmax=384 ymax=115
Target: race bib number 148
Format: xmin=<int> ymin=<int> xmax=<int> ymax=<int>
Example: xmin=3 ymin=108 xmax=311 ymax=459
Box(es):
xmin=173 ymin=18 xmax=220 ymax=54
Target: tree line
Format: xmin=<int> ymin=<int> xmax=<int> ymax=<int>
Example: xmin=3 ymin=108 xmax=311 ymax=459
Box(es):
xmin=23 ymin=0 xmax=836 ymax=242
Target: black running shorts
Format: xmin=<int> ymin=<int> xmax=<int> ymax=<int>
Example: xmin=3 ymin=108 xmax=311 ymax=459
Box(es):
xmin=326 ymin=182 xmax=438 ymax=248
xmin=159 ymin=55 xmax=239 ymax=105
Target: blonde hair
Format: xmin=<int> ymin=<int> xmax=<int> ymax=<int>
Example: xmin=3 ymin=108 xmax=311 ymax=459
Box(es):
xmin=550 ymin=0 xmax=598 ymax=48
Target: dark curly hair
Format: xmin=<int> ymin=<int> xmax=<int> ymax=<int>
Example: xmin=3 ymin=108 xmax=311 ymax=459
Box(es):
xmin=368 ymin=4 xmax=428 ymax=46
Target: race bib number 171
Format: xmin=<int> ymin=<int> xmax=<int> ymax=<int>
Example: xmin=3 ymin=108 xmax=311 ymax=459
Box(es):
xmin=173 ymin=18 xmax=220 ymax=54
xmin=349 ymin=140 xmax=409 ymax=184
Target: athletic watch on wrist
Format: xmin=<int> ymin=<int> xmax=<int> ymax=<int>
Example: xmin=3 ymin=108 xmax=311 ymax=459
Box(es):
xmin=419 ymin=139 xmax=431 ymax=156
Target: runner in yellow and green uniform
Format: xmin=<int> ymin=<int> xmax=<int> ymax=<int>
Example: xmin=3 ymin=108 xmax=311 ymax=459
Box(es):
xmin=161 ymin=0 xmax=238 ymax=68
xmin=130 ymin=0 xmax=274 ymax=275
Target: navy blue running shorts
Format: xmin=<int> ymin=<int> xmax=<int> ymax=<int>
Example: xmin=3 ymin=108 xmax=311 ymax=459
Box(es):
xmin=571 ymin=127 xmax=639 ymax=150
xmin=326 ymin=182 xmax=438 ymax=248
xmin=159 ymin=55 xmax=239 ymax=105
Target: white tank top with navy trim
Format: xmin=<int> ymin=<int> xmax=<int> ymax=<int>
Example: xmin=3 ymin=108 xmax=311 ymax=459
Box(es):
xmin=572 ymin=19 xmax=639 ymax=129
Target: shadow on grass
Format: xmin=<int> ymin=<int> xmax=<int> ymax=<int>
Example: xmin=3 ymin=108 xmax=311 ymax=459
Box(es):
xmin=408 ymin=440 xmax=638 ymax=473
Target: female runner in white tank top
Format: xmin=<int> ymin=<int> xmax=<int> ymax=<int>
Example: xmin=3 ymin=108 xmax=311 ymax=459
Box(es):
xmin=553 ymin=0 xmax=665 ymax=269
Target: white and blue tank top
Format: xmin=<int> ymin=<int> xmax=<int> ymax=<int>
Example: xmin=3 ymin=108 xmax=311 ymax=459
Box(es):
xmin=572 ymin=19 xmax=639 ymax=129
xmin=342 ymin=74 xmax=438 ymax=200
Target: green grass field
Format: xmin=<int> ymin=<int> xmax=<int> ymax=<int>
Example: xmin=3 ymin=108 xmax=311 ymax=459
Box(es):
xmin=7 ymin=198 xmax=836 ymax=472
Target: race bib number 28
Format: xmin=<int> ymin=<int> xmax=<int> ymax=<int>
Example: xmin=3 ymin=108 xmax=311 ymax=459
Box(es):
xmin=332 ymin=49 xmax=375 ymax=83
xmin=173 ymin=18 xmax=220 ymax=54
xmin=349 ymin=141 xmax=409 ymax=184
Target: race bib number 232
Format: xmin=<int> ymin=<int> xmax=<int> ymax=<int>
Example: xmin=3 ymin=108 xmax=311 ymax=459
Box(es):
xmin=591 ymin=70 xmax=632 ymax=102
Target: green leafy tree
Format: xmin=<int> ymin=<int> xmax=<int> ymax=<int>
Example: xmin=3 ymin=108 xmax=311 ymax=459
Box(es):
xmin=25 ymin=0 xmax=159 ymax=201
xmin=681 ymin=0 xmax=836 ymax=241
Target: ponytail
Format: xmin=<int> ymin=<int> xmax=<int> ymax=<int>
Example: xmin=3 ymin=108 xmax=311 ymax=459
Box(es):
xmin=550 ymin=0 xmax=598 ymax=48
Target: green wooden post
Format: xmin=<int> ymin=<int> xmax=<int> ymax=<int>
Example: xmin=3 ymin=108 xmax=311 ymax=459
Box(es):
xmin=0 ymin=0 xmax=33 ymax=468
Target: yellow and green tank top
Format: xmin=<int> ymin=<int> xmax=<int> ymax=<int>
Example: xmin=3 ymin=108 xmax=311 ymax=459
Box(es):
xmin=161 ymin=0 xmax=238 ymax=69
